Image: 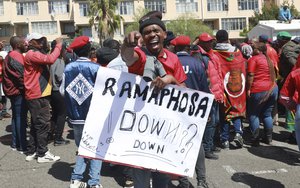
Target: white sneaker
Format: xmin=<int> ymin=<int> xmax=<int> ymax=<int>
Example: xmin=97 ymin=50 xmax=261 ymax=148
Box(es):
xmin=70 ymin=180 xmax=87 ymax=188
xmin=37 ymin=151 xmax=60 ymax=163
xmin=25 ymin=153 xmax=37 ymax=161
xmin=90 ymin=184 xmax=103 ymax=188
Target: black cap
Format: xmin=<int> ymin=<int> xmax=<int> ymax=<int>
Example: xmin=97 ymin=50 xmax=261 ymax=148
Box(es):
xmin=216 ymin=29 xmax=229 ymax=43
xmin=139 ymin=11 xmax=166 ymax=33
xmin=96 ymin=47 xmax=119 ymax=65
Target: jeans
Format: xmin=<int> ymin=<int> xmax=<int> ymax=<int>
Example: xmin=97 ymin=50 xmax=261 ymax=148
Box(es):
xmin=10 ymin=95 xmax=28 ymax=151
xmin=71 ymin=124 xmax=102 ymax=186
xmin=294 ymin=105 xmax=300 ymax=151
xmin=27 ymin=97 xmax=51 ymax=157
xmin=50 ymin=91 xmax=67 ymax=140
xmin=132 ymin=169 xmax=170 ymax=188
xmin=202 ymin=102 xmax=219 ymax=152
xmin=220 ymin=117 xmax=242 ymax=142
xmin=247 ymin=86 xmax=278 ymax=133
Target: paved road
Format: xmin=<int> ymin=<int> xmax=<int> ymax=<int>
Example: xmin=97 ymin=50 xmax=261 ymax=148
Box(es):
xmin=0 ymin=112 xmax=300 ymax=188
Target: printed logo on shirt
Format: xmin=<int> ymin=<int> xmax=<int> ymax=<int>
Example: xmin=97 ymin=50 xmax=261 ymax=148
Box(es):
xmin=66 ymin=73 xmax=94 ymax=105
xmin=182 ymin=65 xmax=192 ymax=74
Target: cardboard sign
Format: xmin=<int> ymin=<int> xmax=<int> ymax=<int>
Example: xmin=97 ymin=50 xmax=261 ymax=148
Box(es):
xmin=78 ymin=67 xmax=214 ymax=177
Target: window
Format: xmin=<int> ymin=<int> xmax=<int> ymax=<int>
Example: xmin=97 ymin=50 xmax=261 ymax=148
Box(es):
xmin=144 ymin=0 xmax=166 ymax=12
xmin=48 ymin=0 xmax=69 ymax=14
xmin=221 ymin=18 xmax=246 ymax=30
xmin=119 ymin=1 xmax=134 ymax=15
xmin=176 ymin=0 xmax=198 ymax=13
xmin=79 ymin=3 xmax=89 ymax=17
xmin=0 ymin=0 xmax=3 ymax=16
xmin=81 ymin=27 xmax=92 ymax=37
xmin=207 ymin=0 xmax=228 ymax=11
xmin=238 ymin=0 xmax=258 ymax=10
xmin=32 ymin=22 xmax=57 ymax=35
xmin=17 ymin=2 xmax=38 ymax=15
xmin=0 ymin=25 xmax=11 ymax=37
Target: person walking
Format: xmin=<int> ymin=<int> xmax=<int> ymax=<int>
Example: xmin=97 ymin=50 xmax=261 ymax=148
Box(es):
xmin=24 ymin=33 xmax=62 ymax=163
xmin=212 ymin=30 xmax=246 ymax=150
xmin=246 ymin=42 xmax=278 ymax=146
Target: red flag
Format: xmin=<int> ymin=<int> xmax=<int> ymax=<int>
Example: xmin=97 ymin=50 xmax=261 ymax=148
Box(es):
xmin=213 ymin=50 xmax=247 ymax=120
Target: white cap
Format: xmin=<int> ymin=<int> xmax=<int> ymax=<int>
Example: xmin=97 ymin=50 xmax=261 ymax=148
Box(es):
xmin=26 ymin=33 xmax=45 ymax=42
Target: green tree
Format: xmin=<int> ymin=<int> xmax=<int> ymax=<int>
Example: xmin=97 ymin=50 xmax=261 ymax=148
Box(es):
xmin=88 ymin=0 xmax=123 ymax=45
xmin=249 ymin=3 xmax=279 ymax=30
xmin=166 ymin=14 xmax=213 ymax=40
xmin=124 ymin=7 xmax=149 ymax=35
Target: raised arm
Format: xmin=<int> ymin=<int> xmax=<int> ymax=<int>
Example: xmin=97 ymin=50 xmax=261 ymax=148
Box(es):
xmin=121 ymin=31 xmax=143 ymax=66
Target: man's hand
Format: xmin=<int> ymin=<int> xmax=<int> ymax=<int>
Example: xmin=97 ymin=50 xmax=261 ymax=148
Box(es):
xmin=55 ymin=37 xmax=63 ymax=45
xmin=150 ymin=75 xmax=180 ymax=93
xmin=123 ymin=31 xmax=143 ymax=48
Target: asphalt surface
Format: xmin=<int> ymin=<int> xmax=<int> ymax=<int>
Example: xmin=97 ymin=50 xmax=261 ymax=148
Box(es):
xmin=0 ymin=109 xmax=300 ymax=188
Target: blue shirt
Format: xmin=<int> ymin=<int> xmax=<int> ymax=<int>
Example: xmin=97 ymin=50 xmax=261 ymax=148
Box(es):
xmin=279 ymin=7 xmax=291 ymax=21
xmin=177 ymin=51 xmax=209 ymax=93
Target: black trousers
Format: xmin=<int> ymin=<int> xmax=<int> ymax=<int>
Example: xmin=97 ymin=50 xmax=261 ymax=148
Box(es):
xmin=27 ymin=97 xmax=51 ymax=157
xmin=50 ymin=91 xmax=67 ymax=140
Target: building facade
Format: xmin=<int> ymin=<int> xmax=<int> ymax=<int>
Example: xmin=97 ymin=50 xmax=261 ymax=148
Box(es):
xmin=0 ymin=0 xmax=298 ymax=43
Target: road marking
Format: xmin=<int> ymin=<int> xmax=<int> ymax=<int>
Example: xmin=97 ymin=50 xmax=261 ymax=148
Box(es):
xmin=223 ymin=165 xmax=288 ymax=175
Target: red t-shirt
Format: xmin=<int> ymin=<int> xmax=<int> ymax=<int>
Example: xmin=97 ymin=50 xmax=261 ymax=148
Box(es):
xmin=128 ymin=47 xmax=187 ymax=83
xmin=247 ymin=53 xmax=274 ymax=93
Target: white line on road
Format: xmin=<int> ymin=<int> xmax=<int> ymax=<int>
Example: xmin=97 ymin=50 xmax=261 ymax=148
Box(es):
xmin=222 ymin=165 xmax=288 ymax=175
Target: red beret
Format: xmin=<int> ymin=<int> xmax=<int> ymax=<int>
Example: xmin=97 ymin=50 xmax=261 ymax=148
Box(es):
xmin=68 ymin=36 xmax=90 ymax=50
xmin=198 ymin=32 xmax=214 ymax=42
xmin=170 ymin=35 xmax=191 ymax=46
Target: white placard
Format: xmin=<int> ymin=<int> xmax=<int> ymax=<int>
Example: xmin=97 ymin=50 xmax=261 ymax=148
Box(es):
xmin=78 ymin=67 xmax=214 ymax=177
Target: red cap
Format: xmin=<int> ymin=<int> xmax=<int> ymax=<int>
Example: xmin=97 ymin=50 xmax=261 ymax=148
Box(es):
xmin=68 ymin=36 xmax=90 ymax=50
xmin=198 ymin=32 xmax=214 ymax=42
xmin=170 ymin=35 xmax=191 ymax=46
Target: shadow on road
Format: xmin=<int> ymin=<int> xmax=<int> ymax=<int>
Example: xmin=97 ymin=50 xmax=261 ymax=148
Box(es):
xmin=232 ymin=172 xmax=285 ymax=188
xmin=48 ymin=161 xmax=74 ymax=182
xmin=100 ymin=162 xmax=129 ymax=187
xmin=247 ymin=145 xmax=300 ymax=166
xmin=0 ymin=134 xmax=12 ymax=146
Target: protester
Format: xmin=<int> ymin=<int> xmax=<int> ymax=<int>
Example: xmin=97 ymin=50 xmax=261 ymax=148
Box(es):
xmin=172 ymin=35 xmax=209 ymax=188
xmin=278 ymin=2 xmax=292 ymax=23
xmin=191 ymin=32 xmax=223 ymax=160
xmin=246 ymin=42 xmax=278 ymax=146
xmin=213 ymin=30 xmax=246 ymax=150
xmin=96 ymin=47 xmax=119 ymax=66
xmin=49 ymin=40 xmax=70 ymax=146
xmin=163 ymin=30 xmax=176 ymax=52
xmin=280 ymin=67 xmax=300 ymax=151
xmin=104 ymin=38 xmax=128 ymax=72
xmin=2 ymin=36 xmax=28 ymax=153
xmin=0 ymin=43 xmax=11 ymax=120
xmin=101 ymin=38 xmax=133 ymax=188
xmin=24 ymin=33 xmax=62 ymax=163
xmin=121 ymin=11 xmax=186 ymax=188
xmin=60 ymin=36 xmax=103 ymax=188
xmin=278 ymin=31 xmax=300 ymax=144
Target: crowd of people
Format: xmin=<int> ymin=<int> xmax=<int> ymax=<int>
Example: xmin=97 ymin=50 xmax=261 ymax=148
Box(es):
xmin=1 ymin=10 xmax=300 ymax=188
